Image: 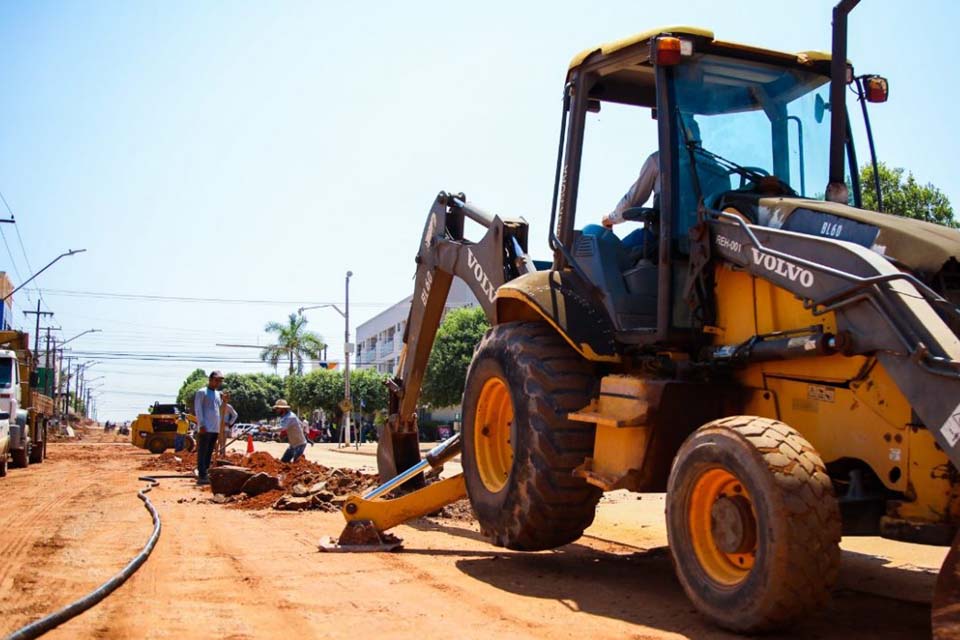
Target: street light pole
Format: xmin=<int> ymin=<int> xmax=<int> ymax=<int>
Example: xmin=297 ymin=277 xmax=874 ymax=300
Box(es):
xmin=297 ymin=274 xmax=355 ymax=448
xmin=2 ymin=249 xmax=86 ymax=302
xmin=344 ymin=270 xmax=353 ymax=449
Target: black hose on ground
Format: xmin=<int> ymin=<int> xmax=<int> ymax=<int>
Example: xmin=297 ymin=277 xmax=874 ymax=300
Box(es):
xmin=3 ymin=473 xmax=195 ymax=640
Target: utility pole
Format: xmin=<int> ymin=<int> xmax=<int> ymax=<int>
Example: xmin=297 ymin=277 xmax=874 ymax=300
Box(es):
xmin=39 ymin=327 xmax=61 ymax=396
xmin=344 ymin=270 xmax=353 ymax=449
xmin=61 ymin=355 xmax=76 ymax=422
xmin=23 ymin=299 xmax=53 ymax=356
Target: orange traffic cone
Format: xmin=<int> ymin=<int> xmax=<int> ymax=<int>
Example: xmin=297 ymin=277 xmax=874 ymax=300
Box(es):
xmin=246 ymin=434 xmax=255 ymax=454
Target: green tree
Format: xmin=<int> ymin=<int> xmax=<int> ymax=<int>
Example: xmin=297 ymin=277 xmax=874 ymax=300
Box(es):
xmin=176 ymin=368 xmax=208 ymax=407
xmin=421 ymin=306 xmax=490 ymax=408
xmin=260 ymin=313 xmax=326 ymax=376
xmin=860 ymin=162 xmax=955 ymax=227
xmin=175 ymin=370 xmax=285 ymax=421
xmin=286 ymin=367 xmax=389 ymax=418
xmin=222 ymin=373 xmax=285 ymax=422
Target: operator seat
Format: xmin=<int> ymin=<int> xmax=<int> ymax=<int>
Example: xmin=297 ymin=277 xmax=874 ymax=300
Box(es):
xmin=575 ymin=225 xmax=658 ymax=330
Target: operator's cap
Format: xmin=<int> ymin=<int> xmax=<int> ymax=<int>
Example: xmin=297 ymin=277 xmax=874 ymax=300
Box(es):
xmin=272 ymin=399 xmax=291 ymax=410
xmin=209 ymin=370 xmax=225 ymax=379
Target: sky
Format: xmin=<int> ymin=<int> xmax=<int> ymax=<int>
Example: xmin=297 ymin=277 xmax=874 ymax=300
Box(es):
xmin=0 ymin=0 xmax=957 ymax=422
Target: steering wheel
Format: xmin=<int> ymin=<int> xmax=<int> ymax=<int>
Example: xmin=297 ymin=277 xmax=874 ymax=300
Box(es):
xmin=723 ymin=165 xmax=767 ymax=189
xmin=620 ymin=206 xmax=659 ymax=226
xmin=724 ymin=166 xmax=796 ymax=197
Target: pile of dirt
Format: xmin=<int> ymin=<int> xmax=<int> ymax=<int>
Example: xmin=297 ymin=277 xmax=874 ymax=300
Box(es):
xmin=229 ymin=489 xmax=286 ymax=510
xmin=141 ymin=449 xmax=379 ymax=511
xmin=430 ymin=498 xmax=475 ymax=522
xmin=217 ymin=452 xmax=378 ymax=496
xmin=139 ymin=451 xmax=198 ymax=473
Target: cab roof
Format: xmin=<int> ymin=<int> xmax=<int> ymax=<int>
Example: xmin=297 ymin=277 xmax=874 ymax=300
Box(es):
xmin=568 ymin=26 xmax=832 ymax=72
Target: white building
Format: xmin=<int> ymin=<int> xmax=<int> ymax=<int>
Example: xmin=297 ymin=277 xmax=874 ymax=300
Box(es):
xmin=355 ymin=278 xmax=478 ymax=375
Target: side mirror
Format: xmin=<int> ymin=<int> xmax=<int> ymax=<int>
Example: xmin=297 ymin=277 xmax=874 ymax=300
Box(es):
xmin=863 ymin=75 xmax=889 ymax=103
xmin=586 ymin=99 xmax=602 ymax=113
xmin=814 ymin=94 xmax=829 ymax=124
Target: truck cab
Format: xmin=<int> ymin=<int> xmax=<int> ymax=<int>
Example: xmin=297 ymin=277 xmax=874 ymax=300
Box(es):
xmin=0 ymin=348 xmax=21 ymax=418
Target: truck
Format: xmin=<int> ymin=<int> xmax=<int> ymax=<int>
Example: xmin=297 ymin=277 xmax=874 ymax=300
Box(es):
xmin=0 ymin=330 xmax=55 ymax=471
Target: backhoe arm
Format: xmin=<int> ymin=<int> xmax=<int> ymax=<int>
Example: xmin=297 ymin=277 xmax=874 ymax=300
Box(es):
xmin=377 ymin=191 xmax=534 ymax=482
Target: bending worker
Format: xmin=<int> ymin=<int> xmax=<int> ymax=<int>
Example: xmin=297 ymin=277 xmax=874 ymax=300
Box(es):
xmin=273 ymin=399 xmax=307 ymax=463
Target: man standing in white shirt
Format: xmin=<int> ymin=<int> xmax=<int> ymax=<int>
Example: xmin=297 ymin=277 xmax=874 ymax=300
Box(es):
xmin=193 ymin=371 xmax=224 ymax=485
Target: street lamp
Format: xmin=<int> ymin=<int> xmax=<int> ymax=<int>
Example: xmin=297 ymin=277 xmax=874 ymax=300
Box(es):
xmin=2 ymin=249 xmax=86 ymax=302
xmin=55 ymin=330 xmax=99 ymax=422
xmin=298 ymin=270 xmax=354 ymax=448
xmin=62 ymin=328 xmax=101 ymax=346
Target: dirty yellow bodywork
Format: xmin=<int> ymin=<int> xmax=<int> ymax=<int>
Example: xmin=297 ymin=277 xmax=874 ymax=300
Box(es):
xmin=568 ymin=25 xmax=833 ymax=73
xmin=573 ymin=263 xmax=957 ymax=532
xmin=130 ymin=412 xmax=195 ymax=451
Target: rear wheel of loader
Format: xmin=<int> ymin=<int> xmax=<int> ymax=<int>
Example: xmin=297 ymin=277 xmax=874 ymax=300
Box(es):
xmin=461 ymin=322 xmax=601 ymax=551
xmin=146 ymin=436 xmax=167 ymax=455
xmin=666 ymin=416 xmax=841 ymax=633
xmin=0 ymin=454 xmax=6 ymax=477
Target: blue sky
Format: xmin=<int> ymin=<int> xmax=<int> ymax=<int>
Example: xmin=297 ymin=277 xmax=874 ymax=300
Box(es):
xmin=0 ymin=0 xmax=956 ymax=421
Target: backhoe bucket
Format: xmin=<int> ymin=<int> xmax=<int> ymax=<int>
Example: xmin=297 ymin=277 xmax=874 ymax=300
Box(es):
xmin=320 ymin=434 xmax=465 ymax=552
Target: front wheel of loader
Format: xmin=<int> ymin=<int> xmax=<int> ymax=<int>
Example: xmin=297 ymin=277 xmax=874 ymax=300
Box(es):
xmin=146 ymin=436 xmax=167 ymax=455
xmin=461 ymin=322 xmax=601 ymax=551
xmin=666 ymin=416 xmax=841 ymax=633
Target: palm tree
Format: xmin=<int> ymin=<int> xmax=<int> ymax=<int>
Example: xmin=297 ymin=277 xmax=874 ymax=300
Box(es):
xmin=260 ymin=313 xmax=326 ymax=376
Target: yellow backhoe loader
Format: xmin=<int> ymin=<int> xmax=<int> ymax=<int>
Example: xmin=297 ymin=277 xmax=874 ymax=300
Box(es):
xmin=331 ymin=1 xmax=960 ymax=635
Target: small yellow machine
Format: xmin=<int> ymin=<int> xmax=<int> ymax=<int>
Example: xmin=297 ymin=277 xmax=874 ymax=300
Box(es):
xmin=131 ymin=403 xmax=196 ymax=454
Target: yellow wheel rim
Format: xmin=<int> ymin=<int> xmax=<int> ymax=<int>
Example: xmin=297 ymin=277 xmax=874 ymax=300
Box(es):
xmin=474 ymin=376 xmax=514 ymax=493
xmin=689 ymin=467 xmax=757 ymax=586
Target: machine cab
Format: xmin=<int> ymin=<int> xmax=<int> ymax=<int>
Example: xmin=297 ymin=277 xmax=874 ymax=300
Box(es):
xmin=552 ymin=27 xmax=861 ymax=346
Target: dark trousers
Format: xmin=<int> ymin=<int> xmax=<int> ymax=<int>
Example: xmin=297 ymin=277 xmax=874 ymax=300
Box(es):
xmin=197 ymin=432 xmax=218 ymax=479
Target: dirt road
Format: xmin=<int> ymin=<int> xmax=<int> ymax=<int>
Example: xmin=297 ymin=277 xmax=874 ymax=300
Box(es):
xmin=0 ymin=436 xmax=942 ymax=639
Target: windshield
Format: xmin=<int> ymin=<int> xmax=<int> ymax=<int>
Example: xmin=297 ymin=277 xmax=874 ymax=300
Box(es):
xmin=0 ymin=358 xmax=12 ymax=389
xmin=672 ymin=54 xmax=852 ymax=219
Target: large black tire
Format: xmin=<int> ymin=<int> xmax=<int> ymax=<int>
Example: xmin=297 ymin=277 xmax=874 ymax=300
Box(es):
xmin=0 ymin=454 xmax=6 ymax=477
xmin=146 ymin=436 xmax=167 ymax=455
xmin=11 ymin=445 xmax=29 ymax=469
xmin=29 ymin=433 xmax=45 ymax=464
xmin=666 ymin=416 xmax=841 ymax=633
xmin=461 ymin=322 xmax=601 ymax=551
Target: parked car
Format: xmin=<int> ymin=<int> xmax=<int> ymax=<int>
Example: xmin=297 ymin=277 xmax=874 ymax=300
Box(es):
xmin=232 ymin=423 xmax=258 ymax=438
xmin=279 ymin=425 xmax=323 ymax=442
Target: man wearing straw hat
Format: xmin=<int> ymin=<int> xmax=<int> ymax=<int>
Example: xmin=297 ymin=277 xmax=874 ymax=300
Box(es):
xmin=274 ymin=399 xmax=307 ymax=463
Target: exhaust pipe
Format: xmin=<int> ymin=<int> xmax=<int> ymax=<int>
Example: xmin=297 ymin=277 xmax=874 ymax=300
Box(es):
xmin=826 ymin=0 xmax=860 ymax=203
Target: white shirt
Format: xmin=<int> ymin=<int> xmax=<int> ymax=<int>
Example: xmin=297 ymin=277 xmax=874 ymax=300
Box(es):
xmin=606 ymin=152 xmax=660 ymax=225
xmin=280 ymin=411 xmax=306 ymax=447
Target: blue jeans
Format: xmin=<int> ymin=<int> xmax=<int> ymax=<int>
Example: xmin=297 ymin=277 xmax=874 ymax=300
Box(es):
xmin=281 ymin=443 xmax=306 ymax=463
xmin=197 ymin=432 xmax=218 ymax=480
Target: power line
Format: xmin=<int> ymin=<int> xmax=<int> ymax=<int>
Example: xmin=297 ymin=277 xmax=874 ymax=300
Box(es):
xmin=40 ymin=288 xmax=392 ymax=307
xmin=0 ymin=225 xmax=25 ymax=291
